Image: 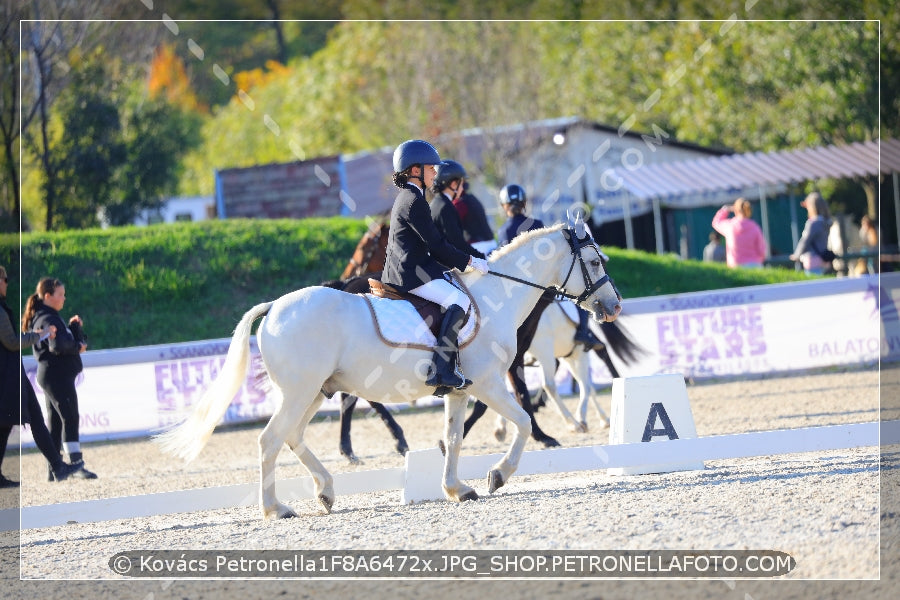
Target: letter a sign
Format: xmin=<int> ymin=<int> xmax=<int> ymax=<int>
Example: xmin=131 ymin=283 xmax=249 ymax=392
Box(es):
xmin=608 ymin=374 xmax=704 ymax=475
xmin=642 ymin=402 xmax=679 ymax=442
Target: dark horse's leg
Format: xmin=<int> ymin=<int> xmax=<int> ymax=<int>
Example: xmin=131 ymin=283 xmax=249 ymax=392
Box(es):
xmin=339 ymin=393 xmax=409 ymax=463
xmin=371 ymin=402 xmax=409 ymax=456
xmin=593 ymin=342 xmax=620 ymax=378
xmin=461 ymin=289 xmax=560 ymax=448
xmin=339 ymin=393 xmax=360 ymax=462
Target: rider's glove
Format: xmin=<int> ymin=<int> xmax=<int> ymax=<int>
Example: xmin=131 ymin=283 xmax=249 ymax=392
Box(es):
xmin=468 ymin=257 xmax=489 ymax=275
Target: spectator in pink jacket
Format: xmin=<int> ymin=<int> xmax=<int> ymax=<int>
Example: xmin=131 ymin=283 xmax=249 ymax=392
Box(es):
xmin=711 ymin=198 xmax=767 ymax=268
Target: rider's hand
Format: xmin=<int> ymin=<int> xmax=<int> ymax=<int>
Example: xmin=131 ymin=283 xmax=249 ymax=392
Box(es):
xmin=468 ymin=257 xmax=489 ymax=275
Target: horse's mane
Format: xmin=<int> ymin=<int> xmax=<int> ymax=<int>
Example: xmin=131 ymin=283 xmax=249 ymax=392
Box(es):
xmin=487 ymin=222 xmax=566 ymax=262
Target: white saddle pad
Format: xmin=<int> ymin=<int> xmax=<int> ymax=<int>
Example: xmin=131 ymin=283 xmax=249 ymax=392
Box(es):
xmin=363 ymin=294 xmax=478 ymax=350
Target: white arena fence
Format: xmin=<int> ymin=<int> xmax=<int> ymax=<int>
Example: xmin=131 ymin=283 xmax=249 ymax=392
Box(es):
xmin=2 ymin=419 xmax=897 ymax=532
xmin=9 ymin=273 xmax=900 ymax=449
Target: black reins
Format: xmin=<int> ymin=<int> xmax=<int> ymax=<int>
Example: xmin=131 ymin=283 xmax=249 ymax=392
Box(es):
xmin=486 ymin=228 xmax=613 ymax=304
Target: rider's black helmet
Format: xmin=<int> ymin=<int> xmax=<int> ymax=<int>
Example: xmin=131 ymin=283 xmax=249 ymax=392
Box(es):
xmin=392 ymin=140 xmax=442 ymax=173
xmin=433 ymin=160 xmax=467 ymax=190
xmin=499 ymin=183 xmax=526 ymax=206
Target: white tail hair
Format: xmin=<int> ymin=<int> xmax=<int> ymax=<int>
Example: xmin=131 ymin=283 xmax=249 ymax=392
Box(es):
xmin=155 ymin=301 xmax=273 ymax=462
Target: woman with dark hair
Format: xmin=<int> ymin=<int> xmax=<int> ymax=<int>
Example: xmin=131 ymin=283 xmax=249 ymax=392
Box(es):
xmin=22 ymin=277 xmax=97 ymax=479
xmin=0 ymin=266 xmax=81 ymax=486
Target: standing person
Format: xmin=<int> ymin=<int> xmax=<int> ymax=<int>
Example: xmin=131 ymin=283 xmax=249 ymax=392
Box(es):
xmin=22 ymin=277 xmax=97 ymax=479
xmin=0 ymin=266 xmax=82 ymax=486
xmin=790 ymin=192 xmax=833 ymax=275
xmin=430 ymin=160 xmax=486 ymax=261
xmin=453 ymin=181 xmax=497 ymax=255
xmin=703 ymin=231 xmax=726 ymax=263
xmin=711 ymin=197 xmax=767 ymax=268
xmin=381 ymin=140 xmax=489 ymax=394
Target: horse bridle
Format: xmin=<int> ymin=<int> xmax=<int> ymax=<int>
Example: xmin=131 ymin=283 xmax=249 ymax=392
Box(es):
xmin=487 ymin=228 xmax=619 ymax=304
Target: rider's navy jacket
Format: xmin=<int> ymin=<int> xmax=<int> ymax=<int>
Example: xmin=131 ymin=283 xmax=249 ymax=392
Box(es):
xmin=382 ymin=183 xmax=471 ymax=292
xmin=498 ymin=214 xmax=545 ymax=247
xmin=430 ymin=192 xmax=485 ymax=261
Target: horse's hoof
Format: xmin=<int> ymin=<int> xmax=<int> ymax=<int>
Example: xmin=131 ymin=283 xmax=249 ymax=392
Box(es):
xmin=318 ymin=494 xmax=334 ymax=514
xmin=264 ymin=504 xmax=298 ymax=520
xmin=493 ymin=428 xmax=507 ymax=442
xmin=343 ymin=452 xmax=360 ymax=464
xmin=437 ymin=439 xmax=446 ymax=456
xmin=538 ymin=436 xmax=561 ymax=448
xmin=488 ymin=470 xmax=505 ymax=494
xmin=397 ymin=441 xmax=409 ymax=456
xmin=460 ymin=489 xmax=479 ymax=502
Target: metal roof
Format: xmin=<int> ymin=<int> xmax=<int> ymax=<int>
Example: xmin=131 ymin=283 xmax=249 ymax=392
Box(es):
xmin=612 ymin=138 xmax=900 ymax=203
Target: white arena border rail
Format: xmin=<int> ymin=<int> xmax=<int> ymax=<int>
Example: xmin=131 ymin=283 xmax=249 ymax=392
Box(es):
xmin=2 ymin=420 xmax=898 ymax=532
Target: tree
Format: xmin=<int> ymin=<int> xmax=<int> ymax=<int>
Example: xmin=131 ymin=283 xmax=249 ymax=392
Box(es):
xmin=0 ymin=1 xmax=24 ymax=231
xmin=104 ymin=96 xmax=202 ymax=226
xmin=52 ymin=52 xmax=125 ymax=229
xmin=19 ymin=4 xmax=161 ymax=230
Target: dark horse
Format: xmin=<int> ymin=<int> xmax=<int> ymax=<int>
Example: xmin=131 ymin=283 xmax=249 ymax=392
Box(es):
xmin=320 ymin=272 xmax=642 ymax=462
xmin=340 ymin=222 xmax=389 ymax=280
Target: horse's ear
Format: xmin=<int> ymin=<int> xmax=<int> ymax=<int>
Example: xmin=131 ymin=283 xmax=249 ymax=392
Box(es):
xmin=567 ymin=207 xmax=589 ymax=240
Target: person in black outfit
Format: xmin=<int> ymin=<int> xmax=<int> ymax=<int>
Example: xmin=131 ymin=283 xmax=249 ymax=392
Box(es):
xmin=22 ymin=277 xmax=97 ymax=479
xmin=430 ymin=160 xmax=486 ymax=261
xmin=453 ymin=182 xmax=497 ymax=255
xmin=497 ymin=185 xmax=602 ymax=350
xmin=0 ymin=266 xmax=82 ymax=486
xmin=381 ymin=140 xmax=489 ymax=393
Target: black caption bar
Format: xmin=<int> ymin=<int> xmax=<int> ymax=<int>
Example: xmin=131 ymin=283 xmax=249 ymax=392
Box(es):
xmin=109 ymin=550 xmax=795 ymax=578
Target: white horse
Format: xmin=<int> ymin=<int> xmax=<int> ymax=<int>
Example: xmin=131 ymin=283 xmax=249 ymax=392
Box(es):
xmin=156 ymin=223 xmax=621 ymax=520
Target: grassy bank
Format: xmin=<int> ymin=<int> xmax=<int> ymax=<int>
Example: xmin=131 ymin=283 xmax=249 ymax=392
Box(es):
xmin=1 ymin=218 xmax=813 ymax=351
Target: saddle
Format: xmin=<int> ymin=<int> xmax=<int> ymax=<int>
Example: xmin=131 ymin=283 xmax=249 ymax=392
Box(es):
xmin=363 ymin=277 xmax=478 ymax=350
xmin=369 ymin=279 xmax=444 ymax=339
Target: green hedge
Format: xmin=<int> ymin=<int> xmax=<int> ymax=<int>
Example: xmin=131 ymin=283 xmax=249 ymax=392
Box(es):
xmin=1 ymin=217 xmax=812 ymax=351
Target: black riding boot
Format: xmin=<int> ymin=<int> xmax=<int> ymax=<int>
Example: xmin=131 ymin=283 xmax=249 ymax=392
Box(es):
xmin=574 ymin=306 xmax=603 ymax=351
xmin=426 ymin=305 xmax=471 ymax=393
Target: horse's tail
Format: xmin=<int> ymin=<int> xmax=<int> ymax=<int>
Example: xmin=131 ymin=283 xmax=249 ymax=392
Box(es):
xmin=597 ymin=320 xmax=645 ymax=365
xmin=155 ymin=301 xmax=273 ymax=463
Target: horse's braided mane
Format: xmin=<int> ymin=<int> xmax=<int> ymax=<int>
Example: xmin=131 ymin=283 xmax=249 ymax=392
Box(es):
xmin=487 ymin=222 xmax=566 ymax=262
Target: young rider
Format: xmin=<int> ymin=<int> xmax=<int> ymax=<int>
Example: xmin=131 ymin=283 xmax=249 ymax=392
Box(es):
xmin=430 ymin=159 xmax=486 ymax=260
xmin=498 ymin=184 xmax=602 ymax=350
xmin=381 ymin=140 xmax=489 ymax=393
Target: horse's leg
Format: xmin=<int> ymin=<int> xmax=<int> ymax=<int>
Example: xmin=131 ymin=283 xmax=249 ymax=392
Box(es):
xmin=477 ymin=378 xmax=532 ymax=494
xmin=492 ymin=412 xmax=508 ymax=442
xmin=531 ymin=338 xmax=584 ymax=433
xmin=508 ymin=290 xmax=559 ymax=447
xmin=594 ymin=343 xmax=620 ymax=378
xmin=543 ymin=356 xmax=587 ymax=433
xmin=339 ymin=393 xmax=359 ymax=463
xmin=258 ymin=390 xmax=328 ymax=519
xmin=282 ymin=391 xmax=335 ymax=514
xmin=370 ymin=401 xmax=409 ymax=456
xmin=508 ymin=366 xmax=560 ymax=448
xmin=441 ymin=391 xmax=479 ymax=502
xmin=463 ymin=399 xmax=489 ymax=438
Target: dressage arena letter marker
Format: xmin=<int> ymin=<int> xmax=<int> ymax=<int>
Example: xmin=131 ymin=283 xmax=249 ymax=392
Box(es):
xmin=608 ymin=374 xmax=705 ymax=476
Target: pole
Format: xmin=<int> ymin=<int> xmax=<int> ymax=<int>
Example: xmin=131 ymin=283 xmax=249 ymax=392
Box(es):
xmin=623 ymin=193 xmax=635 ymax=250
xmin=758 ymin=186 xmax=771 ymax=259
xmin=652 ymin=197 xmax=664 ymax=255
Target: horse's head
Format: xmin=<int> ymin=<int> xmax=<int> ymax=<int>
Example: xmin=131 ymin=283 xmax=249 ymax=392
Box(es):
xmin=341 ymin=222 xmax=390 ymax=279
xmin=558 ymin=226 xmax=622 ymax=322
